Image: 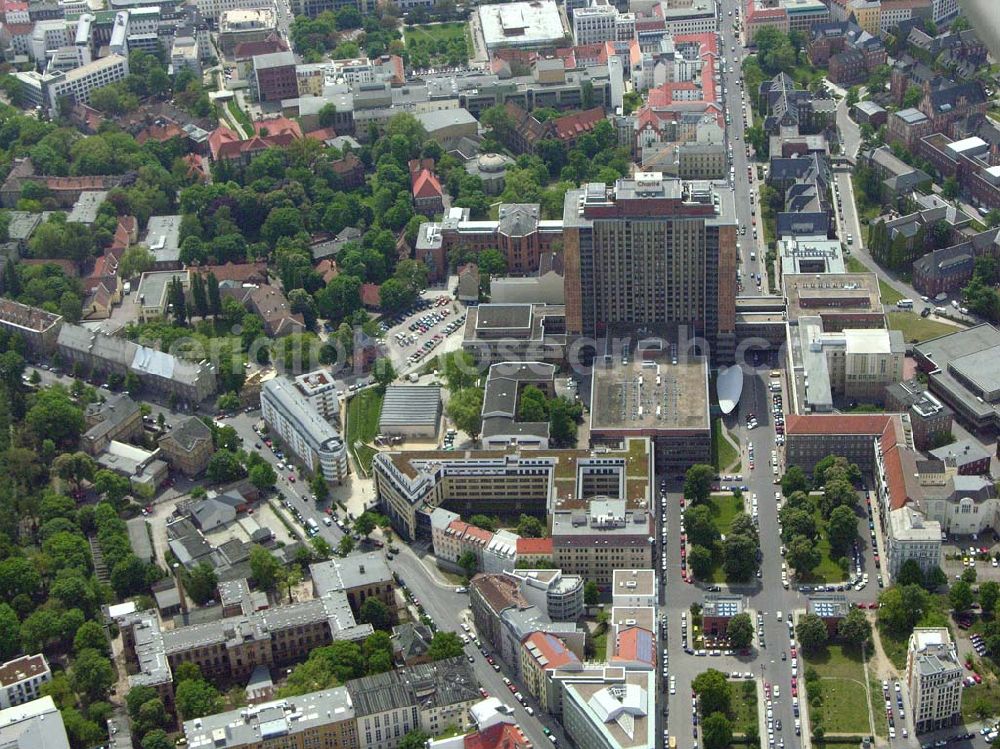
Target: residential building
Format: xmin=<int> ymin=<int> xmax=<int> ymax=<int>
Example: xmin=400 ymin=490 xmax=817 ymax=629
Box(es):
xmin=516 ymin=537 xmax=554 ymax=567
xmin=82 ymin=393 xmax=143 ymax=454
xmin=498 ymin=102 xmax=608 ymax=156
xmin=906 ymin=628 xmax=963 ymax=733
xmin=292 ymin=369 xmax=340 ymax=422
xmin=0 ymin=299 xmax=61 ymax=355
xmin=0 ymin=697 xmax=70 ymax=749
xmin=745 ymin=0 xmax=829 ymax=42
xmin=347 ymin=657 xmax=479 ymax=749
xmin=430 ymin=509 xmax=494 ymax=571
xmin=784 ymin=413 xmax=893 ymax=473
xmin=520 ymin=632 xmax=581 ymax=712
xmin=0 ymin=655 xmax=51 ymax=710
xmin=572 ymin=2 xmax=635 ymax=46
xmin=157 ymin=416 xmax=215 ymax=476
xmin=15 ymin=54 xmax=129 ymax=117
xmin=885 ymin=379 xmax=953 ymax=450
xmin=561 ymin=668 xmax=655 ymax=749
xmin=260 ymin=377 xmax=349 ymax=482
xmin=551 ymin=498 xmax=653 ymax=587
xmin=913 ymin=324 xmax=1000 ymax=433
xmin=562 ymin=175 xmax=737 ymax=362
xmin=183 ymin=688 xmax=359 ymax=749
xmin=373 ymin=437 xmax=651 ymax=541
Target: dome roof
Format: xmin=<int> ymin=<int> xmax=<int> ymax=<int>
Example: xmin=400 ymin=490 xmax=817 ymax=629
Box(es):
xmin=477 ymin=153 xmax=508 ymax=173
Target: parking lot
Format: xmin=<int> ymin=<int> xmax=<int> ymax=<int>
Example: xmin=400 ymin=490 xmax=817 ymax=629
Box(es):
xmin=378 ymin=294 xmax=467 ymax=372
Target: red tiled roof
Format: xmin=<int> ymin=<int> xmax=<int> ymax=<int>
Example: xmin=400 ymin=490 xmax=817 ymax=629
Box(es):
xmin=523 ymin=631 xmax=579 ymax=671
xmin=411 ymin=168 xmax=442 ymax=200
xmin=447 ymin=519 xmax=493 ymax=546
xmin=464 ymin=723 xmax=530 ymax=749
xmin=305 ymin=126 xmax=337 ymax=142
xmin=136 ymin=123 xmax=183 ymax=144
xmin=612 ymin=626 xmax=656 ymax=666
xmin=194 ymin=261 xmax=268 ymax=284
xmin=183 ymin=153 xmax=209 ymax=182
xmin=4 ymin=22 xmax=33 ymax=35
xmin=361 ymin=282 xmax=381 ymax=308
xmin=516 ymin=537 xmax=553 ymax=556
xmin=253 ymin=117 xmax=302 ymax=140
xmin=314 ymin=258 xmax=339 ymax=284
xmin=785 ymin=414 xmax=891 ymax=436
xmin=550 ymin=107 xmax=606 ymax=141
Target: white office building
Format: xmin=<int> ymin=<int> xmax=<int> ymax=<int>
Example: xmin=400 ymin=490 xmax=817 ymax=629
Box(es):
xmin=292 ymin=369 xmax=341 ymax=422
xmin=887 ymin=506 xmax=942 ymax=579
xmin=906 ymin=628 xmax=963 ymax=734
xmin=572 ymin=3 xmax=635 ymax=46
xmin=194 ymin=0 xmax=273 ymax=22
xmin=261 ymin=377 xmax=349 ymax=483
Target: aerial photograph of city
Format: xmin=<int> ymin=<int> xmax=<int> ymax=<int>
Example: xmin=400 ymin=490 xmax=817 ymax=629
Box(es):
xmin=0 ymin=1 xmax=997 ymax=749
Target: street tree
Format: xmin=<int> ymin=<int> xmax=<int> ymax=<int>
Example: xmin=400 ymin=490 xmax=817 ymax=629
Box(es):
xmin=691 ymin=669 xmax=731 ymax=716
xmin=702 ymin=713 xmax=733 ymax=749
xmin=980 ymin=581 xmax=1000 ymax=617
xmin=795 ymin=613 xmax=828 ymax=654
xmin=584 ymin=580 xmax=600 ymax=606
xmin=684 ymin=464 xmax=715 ymax=504
xmin=950 ymin=580 xmax=974 ymax=612
xmin=722 ymin=534 xmax=759 ymax=582
xmin=786 ymin=535 xmax=820 ymax=575
xmin=826 ymin=505 xmax=857 ymax=555
xmin=457 ymin=551 xmax=478 ymax=580
xmin=837 ymin=607 xmax=872 ymax=646
xmin=428 ymin=631 xmax=464 ymax=661
xmin=726 ymin=613 xmax=754 ymax=650
xmin=685 ymin=504 xmax=720 ymax=548
xmin=688 ymin=545 xmax=714 ymax=580
xmin=780 ymin=466 xmax=810 ymax=496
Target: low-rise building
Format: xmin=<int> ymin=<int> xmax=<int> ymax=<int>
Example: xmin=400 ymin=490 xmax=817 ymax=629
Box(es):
xmin=808 ymin=594 xmax=851 ymax=637
xmin=610 ymin=569 xmax=656 ymax=608
xmin=0 ymin=696 xmax=71 ymax=749
xmin=461 ymin=303 xmax=567 ymax=365
xmin=82 ymin=393 xmax=142 ymax=454
xmin=885 ymin=379 xmax=953 ymax=451
xmin=157 ymin=416 xmax=215 ymax=477
xmin=906 ymin=628 xmax=963 ymax=733
xmin=0 ymin=655 xmax=51 ymax=710
xmin=551 ymin=498 xmax=653 ymax=588
xmin=520 ymin=632 xmax=580 ymax=712
xmin=481 ymin=362 xmax=555 ymax=450
xmin=929 ymin=439 xmax=992 ymax=476
xmin=785 ymin=413 xmax=893 ymax=473
xmin=183 ymin=688 xmax=358 ymax=749
xmin=377 ymin=385 xmax=441 ymax=439
xmin=701 ymin=595 xmax=744 ymax=637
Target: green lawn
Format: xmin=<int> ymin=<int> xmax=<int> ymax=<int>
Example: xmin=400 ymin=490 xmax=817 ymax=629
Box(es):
xmin=713 ymin=418 xmax=739 ymax=472
xmin=887 ymin=311 xmax=960 ymax=343
xmin=878 ymin=279 xmax=904 ymax=305
xmin=846 ymin=256 xmax=869 ymax=274
xmin=403 ymin=22 xmax=469 ymax=68
xmin=962 ymin=679 xmax=1000 ymax=722
xmin=729 ymin=680 xmax=759 ymax=738
xmin=708 ymin=494 xmax=744 ymax=535
xmin=346 ymin=389 xmax=383 ymax=476
xmin=804 ymin=644 xmax=874 ymax=735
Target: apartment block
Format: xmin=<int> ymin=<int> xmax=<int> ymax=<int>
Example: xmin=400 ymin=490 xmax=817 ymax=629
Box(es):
xmin=261 ymin=377 xmax=349 ymax=483
xmin=157 ymin=416 xmax=216 ymax=477
xmin=562 ymin=174 xmax=737 ymax=362
xmin=906 ymin=628 xmax=963 ymax=733
xmin=520 ymin=632 xmax=581 ymax=713
xmin=292 ymin=369 xmax=340 ymax=422
xmin=0 ymin=655 xmax=51 ymax=710
xmin=0 ymin=299 xmax=62 ymax=355
xmin=572 ymin=2 xmax=635 ymax=46
xmin=505 ymin=567 xmax=585 ymax=621
xmin=0 ymin=697 xmax=70 ymax=749
xmin=373 ymin=438 xmax=651 ymax=541
xmin=561 ymin=668 xmax=655 ymax=749
xmin=551 ymin=498 xmax=653 ymax=587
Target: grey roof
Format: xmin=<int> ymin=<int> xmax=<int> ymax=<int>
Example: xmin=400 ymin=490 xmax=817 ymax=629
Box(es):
xmin=253 ymin=50 xmax=294 ymax=69
xmin=895 ymin=107 xmax=928 ymax=124
xmin=262 ymin=377 xmax=345 ymax=456
xmin=855 ymin=100 xmax=886 ymax=116
xmin=346 ymin=656 xmax=478 ymax=717
xmin=85 ymin=393 xmax=140 ymax=443
xmin=184 ymin=687 xmax=356 ymax=749
xmin=189 ymin=497 xmax=237 ymax=531
xmin=161 ymin=416 xmax=213 ymax=452
xmin=497 ymin=204 xmax=540 ymax=237
xmin=391 ymin=622 xmax=434 ymax=660
xmin=126 ymin=517 xmax=154 ymax=563
xmin=310 ymin=553 xmax=393 ymax=597
xmin=915 ymin=324 xmax=1000 ymax=422
xmin=378 ymin=385 xmax=442 ymax=429
xmin=0 ymin=697 xmax=70 ymax=749
xmin=152 ymin=582 xmax=181 ymax=611
xmin=475 ymin=304 xmax=534 ymax=331
xmin=67 ymin=191 xmax=107 ymax=224
xmin=930 ymin=439 xmax=992 ymax=466
xmin=414 ymin=107 xmax=478 ymax=133
xmin=143 ymin=215 xmax=182 ymax=263
xmin=6 ymin=211 xmax=42 ymax=242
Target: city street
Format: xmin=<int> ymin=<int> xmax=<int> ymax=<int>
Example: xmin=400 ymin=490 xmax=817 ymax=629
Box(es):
xmin=717 ymin=0 xmax=766 ymax=295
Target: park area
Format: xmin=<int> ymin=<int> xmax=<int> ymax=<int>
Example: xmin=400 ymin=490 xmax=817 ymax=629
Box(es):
xmin=803 ymin=643 xmax=875 ymax=737
xmin=886 ymin=311 xmax=960 ymax=343
xmin=729 ymin=679 xmax=759 ymax=742
xmin=795 ymin=510 xmax=850 ymax=584
xmin=702 ymin=493 xmax=746 ymax=583
xmin=713 ymin=418 xmax=739 ymax=472
xmin=403 ymin=23 xmax=470 ymax=69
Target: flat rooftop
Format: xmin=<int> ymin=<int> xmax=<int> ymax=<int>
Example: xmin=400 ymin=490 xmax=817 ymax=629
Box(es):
xmin=590 ymin=356 xmax=709 ymax=432
xmin=478 ymin=0 xmax=566 ymax=50
xmin=784 ymin=272 xmax=883 ymax=321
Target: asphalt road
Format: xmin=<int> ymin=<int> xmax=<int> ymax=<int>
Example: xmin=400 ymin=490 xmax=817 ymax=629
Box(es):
xmin=660 ymin=359 xmax=887 ymax=749
xmin=718 ymin=0 xmax=767 ymax=295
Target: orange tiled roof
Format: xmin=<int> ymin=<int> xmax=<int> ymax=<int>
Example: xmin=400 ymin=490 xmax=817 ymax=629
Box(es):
xmin=785 ymin=413 xmax=891 ymax=435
